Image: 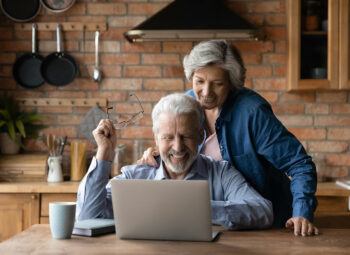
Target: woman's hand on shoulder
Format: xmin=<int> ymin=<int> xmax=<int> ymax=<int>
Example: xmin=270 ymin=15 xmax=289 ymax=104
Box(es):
xmin=285 ymin=217 xmax=319 ymax=236
xmin=137 ymin=147 xmax=159 ymax=167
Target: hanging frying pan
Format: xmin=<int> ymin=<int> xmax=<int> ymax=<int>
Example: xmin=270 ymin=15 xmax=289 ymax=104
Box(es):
xmin=13 ymin=24 xmax=44 ymax=89
xmin=0 ymin=0 xmax=41 ymax=22
xmin=41 ymin=24 xmax=77 ymax=86
xmin=40 ymin=0 xmax=75 ymax=13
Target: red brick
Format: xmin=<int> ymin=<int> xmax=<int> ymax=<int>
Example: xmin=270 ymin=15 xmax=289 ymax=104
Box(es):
xmin=278 ymin=115 xmax=313 ymax=126
xmin=317 ymin=92 xmax=347 ymax=103
xmin=124 ymin=66 xmax=161 ymax=78
xmin=234 ymin=41 xmax=273 ymax=53
xmin=163 ymin=42 xmax=193 ymax=53
xmin=264 ymin=27 xmax=286 ymax=40
xmin=65 ymin=3 xmax=86 ymax=15
xmin=128 ymin=3 xmax=168 ymax=15
xmin=279 ymin=92 xmax=315 ymax=103
xmin=272 ymin=103 xmax=304 ymax=115
xmin=66 ymin=16 xmax=105 ymax=23
xmin=101 ymin=54 xmax=140 ymax=65
xmin=243 ymin=54 xmax=262 ymax=65
xmin=38 ymin=41 xmax=79 ymax=53
xmin=305 ymin=104 xmax=329 ymax=114
xmin=144 ymin=79 xmax=184 ymax=90
xmin=309 ymin=141 xmax=348 ymax=153
xmin=82 ymin=41 xmax=120 ymax=53
xmin=0 ymin=65 xmax=11 ymax=77
xmin=275 ymin=41 xmax=286 ymax=53
xmin=38 ymin=106 xmax=73 ymax=114
xmin=0 ymin=78 xmax=16 ymax=89
xmin=0 ymin=27 xmax=13 ymax=39
xmin=246 ymin=66 xmax=272 ymax=78
xmin=101 ymin=78 xmax=142 ymax=90
xmin=57 ymin=115 xmax=83 ymax=125
xmin=121 ymin=126 xmax=153 ymax=139
xmin=240 ymin=14 xmax=264 ymax=26
xmin=132 ymin=91 xmax=167 ymax=103
xmin=315 ymin=116 xmax=350 ymax=126
xmin=325 ymin=154 xmax=350 ymax=167
xmin=331 ymin=104 xmax=350 ymax=114
xmin=49 ymin=91 xmax=86 ymax=98
xmin=253 ymin=78 xmax=286 ymax=90
xmin=0 ymin=41 xmax=30 ymax=52
xmin=265 ymin=14 xmax=286 ymax=25
xmin=259 ymin=91 xmax=279 ymax=104
xmin=288 ymin=127 xmax=326 ymax=140
xmin=0 ymin=53 xmax=16 ymax=64
xmin=101 ymin=28 xmax=130 ymax=40
xmin=328 ymin=128 xmax=350 ymax=140
xmin=273 ymin=65 xmax=286 ymax=77
xmin=99 ymin=66 xmax=122 ymax=78
xmin=162 ymin=66 xmax=185 ymax=78
xmin=90 ymin=91 xmax=126 ymax=102
xmin=42 ymin=126 xmax=77 ymax=137
xmin=263 ymin=53 xmax=286 ymax=65
xmin=87 ymin=3 xmax=126 ymax=15
xmin=247 ymin=1 xmax=283 ymax=13
xmin=108 ymin=16 xmax=145 ymax=28
xmin=142 ymin=54 xmax=180 ymax=65
xmin=113 ymin=102 xmax=152 ymax=115
xmin=121 ymin=42 xmax=161 ymax=53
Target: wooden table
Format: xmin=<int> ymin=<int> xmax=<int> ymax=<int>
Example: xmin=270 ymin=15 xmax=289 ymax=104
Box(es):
xmin=1 ymin=225 xmax=350 ymax=255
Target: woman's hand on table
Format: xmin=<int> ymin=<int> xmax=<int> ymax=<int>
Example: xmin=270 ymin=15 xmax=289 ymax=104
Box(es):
xmin=137 ymin=147 xmax=159 ymax=167
xmin=285 ymin=217 xmax=319 ymax=236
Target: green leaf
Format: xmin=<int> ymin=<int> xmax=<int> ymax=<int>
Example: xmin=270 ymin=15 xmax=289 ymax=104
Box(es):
xmin=15 ymin=120 xmax=26 ymax=138
xmin=0 ymin=109 xmax=10 ymax=119
xmin=0 ymin=120 xmax=5 ymax=128
xmin=7 ymin=121 xmax=16 ymax=141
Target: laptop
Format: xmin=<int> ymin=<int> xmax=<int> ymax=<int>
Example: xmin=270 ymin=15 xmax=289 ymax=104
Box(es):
xmin=110 ymin=179 xmax=220 ymax=241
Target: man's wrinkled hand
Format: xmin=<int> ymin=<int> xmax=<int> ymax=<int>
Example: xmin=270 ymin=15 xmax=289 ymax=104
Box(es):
xmin=285 ymin=217 xmax=319 ymax=236
xmin=92 ymin=119 xmax=117 ymax=161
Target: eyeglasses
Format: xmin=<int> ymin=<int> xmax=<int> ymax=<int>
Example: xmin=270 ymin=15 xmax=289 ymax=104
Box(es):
xmin=106 ymin=93 xmax=144 ymax=129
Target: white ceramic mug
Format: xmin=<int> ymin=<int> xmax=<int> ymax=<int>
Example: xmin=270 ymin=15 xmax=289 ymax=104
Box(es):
xmin=47 ymin=156 xmax=63 ymax=182
xmin=49 ymin=202 xmax=76 ymax=239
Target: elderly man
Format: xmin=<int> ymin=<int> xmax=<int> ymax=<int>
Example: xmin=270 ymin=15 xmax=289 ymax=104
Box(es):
xmin=76 ymin=93 xmax=273 ymax=230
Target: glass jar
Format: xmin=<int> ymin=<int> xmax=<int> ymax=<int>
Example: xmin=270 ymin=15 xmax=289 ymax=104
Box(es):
xmin=111 ymin=144 xmax=126 ymax=177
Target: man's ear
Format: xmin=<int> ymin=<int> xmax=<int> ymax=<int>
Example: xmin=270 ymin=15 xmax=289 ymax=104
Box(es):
xmin=154 ymin=133 xmax=159 ymax=147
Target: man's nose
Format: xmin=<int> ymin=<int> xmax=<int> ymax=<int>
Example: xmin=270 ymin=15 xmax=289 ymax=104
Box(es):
xmin=173 ymin=136 xmax=184 ymax=152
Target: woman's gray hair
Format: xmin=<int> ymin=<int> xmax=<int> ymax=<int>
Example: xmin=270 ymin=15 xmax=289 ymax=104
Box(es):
xmin=152 ymin=93 xmax=204 ymax=134
xmin=183 ymin=40 xmax=246 ymax=89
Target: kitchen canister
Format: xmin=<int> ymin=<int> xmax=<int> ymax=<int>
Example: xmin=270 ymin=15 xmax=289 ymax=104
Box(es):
xmin=70 ymin=140 xmax=87 ymax=181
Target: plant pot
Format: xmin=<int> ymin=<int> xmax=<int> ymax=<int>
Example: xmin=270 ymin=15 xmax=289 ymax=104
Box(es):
xmin=0 ymin=133 xmax=21 ymax=154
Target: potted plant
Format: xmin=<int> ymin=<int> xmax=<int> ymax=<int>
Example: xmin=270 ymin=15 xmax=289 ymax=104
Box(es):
xmin=0 ymin=96 xmax=44 ymax=154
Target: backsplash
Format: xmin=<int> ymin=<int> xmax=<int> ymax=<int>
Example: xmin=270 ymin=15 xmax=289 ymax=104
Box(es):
xmin=0 ymin=0 xmax=349 ymax=180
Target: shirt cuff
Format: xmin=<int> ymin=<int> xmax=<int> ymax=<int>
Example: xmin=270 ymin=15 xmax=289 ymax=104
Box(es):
xmin=88 ymin=157 xmax=112 ymax=178
xmin=292 ymin=201 xmax=315 ymax=221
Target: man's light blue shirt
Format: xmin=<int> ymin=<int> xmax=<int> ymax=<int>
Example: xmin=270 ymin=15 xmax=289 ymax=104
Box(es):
xmin=76 ymin=154 xmax=273 ymax=230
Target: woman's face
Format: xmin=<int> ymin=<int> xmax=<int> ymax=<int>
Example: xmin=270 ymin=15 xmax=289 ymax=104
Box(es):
xmin=192 ymin=65 xmax=231 ymax=110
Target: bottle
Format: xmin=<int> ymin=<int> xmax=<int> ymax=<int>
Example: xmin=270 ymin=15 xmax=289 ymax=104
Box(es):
xmin=133 ymin=140 xmax=144 ymax=163
xmin=111 ymin=144 xmax=126 ymax=177
xmin=305 ymin=0 xmax=321 ymax=31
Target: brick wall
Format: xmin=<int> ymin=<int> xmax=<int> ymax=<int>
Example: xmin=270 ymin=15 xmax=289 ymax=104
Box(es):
xmin=0 ymin=0 xmax=349 ymax=180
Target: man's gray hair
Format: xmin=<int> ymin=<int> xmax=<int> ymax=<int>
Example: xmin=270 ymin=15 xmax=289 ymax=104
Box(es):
xmin=152 ymin=93 xmax=204 ymax=134
xmin=183 ymin=40 xmax=246 ymax=89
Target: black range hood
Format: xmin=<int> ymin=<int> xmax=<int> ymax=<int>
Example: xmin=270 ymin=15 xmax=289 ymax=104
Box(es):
xmin=124 ymin=0 xmax=262 ymax=43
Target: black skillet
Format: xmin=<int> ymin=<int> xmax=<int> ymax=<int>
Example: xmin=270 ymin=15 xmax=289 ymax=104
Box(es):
xmin=41 ymin=24 xmax=77 ymax=86
xmin=0 ymin=0 xmax=41 ymax=22
xmin=13 ymin=24 xmax=44 ymax=89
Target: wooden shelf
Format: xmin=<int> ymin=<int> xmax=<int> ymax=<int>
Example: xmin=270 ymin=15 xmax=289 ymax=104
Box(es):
xmin=16 ymin=98 xmax=107 ymax=107
xmin=14 ymin=22 xmax=107 ymax=32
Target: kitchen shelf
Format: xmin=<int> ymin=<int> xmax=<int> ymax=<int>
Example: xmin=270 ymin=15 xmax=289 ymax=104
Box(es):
xmin=14 ymin=22 xmax=107 ymax=32
xmin=15 ymin=98 xmax=107 ymax=107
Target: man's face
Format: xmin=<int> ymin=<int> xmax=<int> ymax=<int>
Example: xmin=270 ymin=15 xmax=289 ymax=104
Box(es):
xmin=155 ymin=113 xmax=201 ymax=175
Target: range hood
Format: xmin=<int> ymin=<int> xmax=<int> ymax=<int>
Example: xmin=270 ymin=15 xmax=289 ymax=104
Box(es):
xmin=124 ymin=0 xmax=262 ymax=43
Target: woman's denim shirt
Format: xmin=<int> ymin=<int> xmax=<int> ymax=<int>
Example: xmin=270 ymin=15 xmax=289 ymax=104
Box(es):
xmin=187 ymin=87 xmax=317 ymax=227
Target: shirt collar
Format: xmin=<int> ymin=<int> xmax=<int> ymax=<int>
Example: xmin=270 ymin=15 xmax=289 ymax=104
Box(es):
xmin=154 ymin=155 xmax=208 ymax=180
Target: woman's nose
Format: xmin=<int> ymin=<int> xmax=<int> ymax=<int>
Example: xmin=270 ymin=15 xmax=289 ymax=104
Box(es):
xmin=202 ymin=83 xmax=211 ymax=96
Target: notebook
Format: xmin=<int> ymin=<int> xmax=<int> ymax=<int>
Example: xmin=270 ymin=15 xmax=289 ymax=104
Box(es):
xmin=110 ymin=179 xmax=220 ymax=241
xmin=72 ymin=219 xmax=115 ymax=237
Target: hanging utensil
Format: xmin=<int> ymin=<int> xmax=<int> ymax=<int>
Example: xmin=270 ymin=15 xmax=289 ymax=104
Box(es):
xmin=40 ymin=0 xmax=76 ymax=13
xmin=93 ymin=30 xmax=102 ymax=83
xmin=41 ymin=24 xmax=78 ymax=86
xmin=1 ymin=0 xmax=41 ymax=22
xmin=13 ymin=23 xmax=44 ymax=89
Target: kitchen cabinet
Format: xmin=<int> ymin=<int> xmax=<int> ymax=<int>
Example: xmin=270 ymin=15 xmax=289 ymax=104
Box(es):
xmin=287 ymin=0 xmax=350 ymax=90
xmin=0 ymin=182 xmax=78 ymax=241
xmin=0 ymin=194 xmax=39 ymax=241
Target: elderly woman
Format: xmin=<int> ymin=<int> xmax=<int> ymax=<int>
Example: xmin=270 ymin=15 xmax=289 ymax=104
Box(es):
xmin=140 ymin=40 xmax=318 ymax=236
